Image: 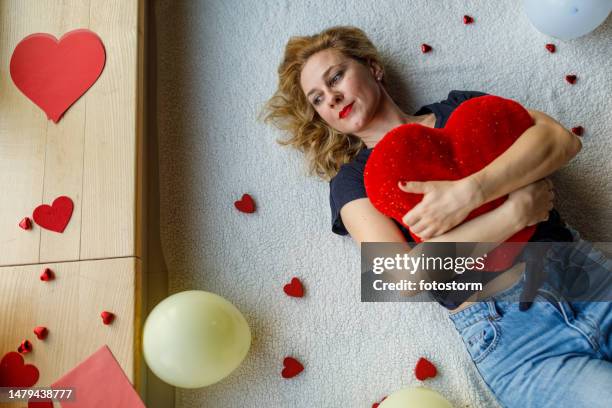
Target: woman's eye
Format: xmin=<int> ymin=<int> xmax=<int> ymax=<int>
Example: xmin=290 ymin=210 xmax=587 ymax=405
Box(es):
xmin=313 ymin=96 xmax=321 ymax=105
xmin=330 ymin=71 xmax=343 ymax=85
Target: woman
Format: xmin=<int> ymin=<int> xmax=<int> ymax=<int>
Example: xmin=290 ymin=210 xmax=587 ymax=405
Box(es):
xmin=261 ymin=26 xmax=612 ymax=407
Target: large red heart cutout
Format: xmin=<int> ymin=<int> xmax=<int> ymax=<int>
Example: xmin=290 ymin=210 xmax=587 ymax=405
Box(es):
xmin=33 ymin=196 xmax=74 ymax=233
xmin=364 ymin=95 xmax=536 ymax=270
xmin=10 ymin=29 xmax=106 ymax=123
xmin=0 ymin=351 xmax=40 ymax=388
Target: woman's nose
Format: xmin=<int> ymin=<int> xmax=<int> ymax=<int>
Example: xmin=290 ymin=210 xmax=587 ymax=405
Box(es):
xmin=328 ymin=92 xmax=343 ymax=108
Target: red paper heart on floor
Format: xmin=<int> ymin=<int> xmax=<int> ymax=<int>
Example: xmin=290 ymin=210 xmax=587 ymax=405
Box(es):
xmin=463 ymin=15 xmax=474 ymax=24
xmin=545 ymin=43 xmax=556 ymax=53
xmin=281 ymin=357 xmax=304 ymax=379
xmin=565 ymin=74 xmax=577 ymax=84
xmin=414 ymin=357 xmax=437 ymax=381
xmin=10 ymin=29 xmax=106 ymax=123
xmin=283 ymin=277 xmax=304 ymax=297
xmin=0 ymin=352 xmax=39 ymax=387
xmin=33 ymin=196 xmax=73 ymax=233
xmin=101 ymin=311 xmax=115 ymax=325
xmin=28 ymin=399 xmax=54 ymax=408
xmin=364 ymin=95 xmax=536 ymax=270
xmin=234 ymin=193 xmax=256 ymax=213
xmin=19 ymin=217 xmax=33 ymax=230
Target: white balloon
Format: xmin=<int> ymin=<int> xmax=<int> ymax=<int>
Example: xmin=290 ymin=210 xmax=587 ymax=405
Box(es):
xmin=524 ymin=0 xmax=612 ymax=40
xmin=142 ymin=290 xmax=251 ymax=388
xmin=379 ymin=386 xmax=453 ymax=408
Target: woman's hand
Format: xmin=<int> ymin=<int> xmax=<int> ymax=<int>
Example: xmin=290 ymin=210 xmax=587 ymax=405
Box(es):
xmin=506 ymin=178 xmax=554 ymax=227
xmin=398 ymin=176 xmax=485 ymax=240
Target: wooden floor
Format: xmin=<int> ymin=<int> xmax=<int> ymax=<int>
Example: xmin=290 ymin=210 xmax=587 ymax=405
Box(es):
xmin=0 ymin=0 xmax=145 ymax=404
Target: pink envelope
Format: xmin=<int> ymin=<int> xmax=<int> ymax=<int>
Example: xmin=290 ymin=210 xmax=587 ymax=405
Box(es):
xmin=51 ymin=345 xmax=146 ymax=408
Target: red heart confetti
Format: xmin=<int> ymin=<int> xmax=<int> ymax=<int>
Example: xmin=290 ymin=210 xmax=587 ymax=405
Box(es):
xmin=234 ymin=193 xmax=256 ymax=213
xmin=372 ymin=396 xmax=387 ymax=408
xmin=0 ymin=351 xmax=40 ymax=387
xmin=414 ymin=357 xmax=437 ymax=381
xmin=545 ymin=43 xmax=556 ymax=53
xmin=420 ymin=43 xmax=432 ymax=53
xmin=463 ymin=15 xmax=474 ymax=24
xmin=10 ymin=29 xmax=106 ymax=123
xmin=33 ymin=326 xmax=49 ymax=340
xmin=33 ymin=195 xmax=74 ymax=233
xmin=565 ymin=74 xmax=577 ymax=84
xmin=19 ymin=217 xmax=33 ymax=230
xmin=283 ymin=277 xmax=304 ymax=298
xmin=101 ymin=311 xmax=115 ymax=325
xmin=28 ymin=399 xmax=54 ymax=408
xmin=281 ymin=357 xmax=304 ymax=379
xmin=40 ymin=268 xmax=55 ymax=281
xmin=571 ymin=126 xmax=584 ymax=136
xmin=17 ymin=340 xmax=33 ymax=354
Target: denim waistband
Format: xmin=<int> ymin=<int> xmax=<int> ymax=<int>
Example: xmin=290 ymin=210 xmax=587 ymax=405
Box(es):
xmin=448 ymin=225 xmax=582 ymax=331
xmin=448 ymin=268 xmax=526 ymax=331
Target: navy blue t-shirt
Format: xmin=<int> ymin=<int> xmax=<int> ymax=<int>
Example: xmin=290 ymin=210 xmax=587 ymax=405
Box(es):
xmin=329 ymin=90 xmax=573 ymax=308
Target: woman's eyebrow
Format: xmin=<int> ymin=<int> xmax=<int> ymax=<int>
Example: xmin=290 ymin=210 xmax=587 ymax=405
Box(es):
xmin=306 ymin=63 xmax=344 ymax=98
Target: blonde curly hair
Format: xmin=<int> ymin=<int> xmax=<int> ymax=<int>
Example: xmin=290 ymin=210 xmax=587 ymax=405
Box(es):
xmin=259 ymin=26 xmax=386 ymax=181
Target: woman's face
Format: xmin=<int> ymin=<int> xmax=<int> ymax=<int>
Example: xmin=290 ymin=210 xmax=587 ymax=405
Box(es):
xmin=299 ymin=48 xmax=383 ymax=134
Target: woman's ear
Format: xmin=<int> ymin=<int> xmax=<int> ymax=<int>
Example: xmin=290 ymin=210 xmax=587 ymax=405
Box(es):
xmin=368 ymin=59 xmax=383 ymax=81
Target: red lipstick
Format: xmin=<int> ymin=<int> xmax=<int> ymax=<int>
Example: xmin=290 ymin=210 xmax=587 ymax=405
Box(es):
xmin=339 ymin=102 xmax=354 ymax=119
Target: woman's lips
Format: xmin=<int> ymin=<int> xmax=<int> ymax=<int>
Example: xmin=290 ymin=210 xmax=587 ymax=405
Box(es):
xmin=339 ymin=102 xmax=354 ymax=119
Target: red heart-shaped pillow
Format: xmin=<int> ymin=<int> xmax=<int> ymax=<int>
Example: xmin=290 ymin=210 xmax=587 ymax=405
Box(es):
xmin=364 ymin=95 xmax=536 ymax=269
xmin=10 ymin=29 xmax=106 ymax=123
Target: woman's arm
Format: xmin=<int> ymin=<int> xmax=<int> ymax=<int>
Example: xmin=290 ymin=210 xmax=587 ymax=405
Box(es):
xmin=400 ymin=109 xmax=581 ymax=239
xmin=342 ymin=178 xmax=552 ymax=245
xmin=469 ymin=109 xmax=581 ymax=205
xmin=344 ymin=179 xmax=553 ymax=294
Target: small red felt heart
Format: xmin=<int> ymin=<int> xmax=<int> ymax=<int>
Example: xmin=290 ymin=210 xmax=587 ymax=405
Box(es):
xmin=19 ymin=217 xmax=33 ymax=230
xmin=372 ymin=396 xmax=387 ymax=408
xmin=420 ymin=44 xmax=432 ymax=53
xmin=33 ymin=196 xmax=74 ymax=233
xmin=33 ymin=326 xmax=49 ymax=340
xmin=18 ymin=340 xmax=33 ymax=354
xmin=101 ymin=311 xmax=115 ymax=325
xmin=40 ymin=268 xmax=55 ymax=281
xmin=283 ymin=277 xmax=304 ymax=298
xmin=28 ymin=399 xmax=54 ymax=408
xmin=414 ymin=357 xmax=437 ymax=381
xmin=571 ymin=126 xmax=584 ymax=136
xmin=463 ymin=15 xmax=474 ymax=24
xmin=10 ymin=29 xmax=106 ymax=123
xmin=234 ymin=193 xmax=256 ymax=213
xmin=0 ymin=351 xmax=40 ymax=387
xmin=565 ymin=74 xmax=577 ymax=84
xmin=281 ymin=357 xmax=304 ymax=379
xmin=545 ymin=43 xmax=556 ymax=53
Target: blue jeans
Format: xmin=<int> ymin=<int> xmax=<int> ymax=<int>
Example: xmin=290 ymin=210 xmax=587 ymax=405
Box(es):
xmin=449 ymin=230 xmax=612 ymax=408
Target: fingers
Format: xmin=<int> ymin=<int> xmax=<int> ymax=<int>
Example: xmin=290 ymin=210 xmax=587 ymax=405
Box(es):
xmin=398 ymin=180 xmax=427 ymax=194
xmin=402 ymin=205 xmax=423 ymax=226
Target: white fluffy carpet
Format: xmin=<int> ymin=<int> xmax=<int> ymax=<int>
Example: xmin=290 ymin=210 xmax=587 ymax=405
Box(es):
xmin=153 ymin=1 xmax=612 ymax=406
